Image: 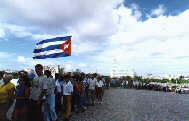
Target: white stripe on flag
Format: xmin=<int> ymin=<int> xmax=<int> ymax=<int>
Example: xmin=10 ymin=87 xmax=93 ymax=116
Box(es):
xmin=35 ymin=41 xmax=66 ymax=49
xmin=33 ymin=49 xmax=63 ymax=57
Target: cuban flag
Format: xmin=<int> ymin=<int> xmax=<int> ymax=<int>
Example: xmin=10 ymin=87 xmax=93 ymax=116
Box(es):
xmin=33 ymin=36 xmax=71 ymax=59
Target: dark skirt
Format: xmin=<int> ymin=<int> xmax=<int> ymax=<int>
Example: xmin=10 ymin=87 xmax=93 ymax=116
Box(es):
xmin=96 ymin=87 xmax=102 ymax=98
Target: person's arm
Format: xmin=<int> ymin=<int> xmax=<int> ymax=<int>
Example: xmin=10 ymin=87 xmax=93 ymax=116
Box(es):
xmin=13 ymin=88 xmax=30 ymax=100
xmin=7 ymin=87 xmax=15 ymax=103
xmin=38 ymin=77 xmax=47 ymax=104
xmin=39 ymin=89 xmax=47 ymax=100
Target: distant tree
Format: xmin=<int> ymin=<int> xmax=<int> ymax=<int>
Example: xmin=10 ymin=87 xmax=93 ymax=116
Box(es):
xmin=161 ymin=79 xmax=169 ymax=83
xmin=179 ymin=75 xmax=184 ymax=80
xmin=171 ymin=78 xmax=176 ymax=83
xmin=143 ymin=79 xmax=149 ymax=83
xmin=134 ymin=76 xmax=142 ymax=82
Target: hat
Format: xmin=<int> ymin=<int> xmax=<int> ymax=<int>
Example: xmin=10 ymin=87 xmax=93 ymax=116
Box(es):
xmin=28 ymin=73 xmax=35 ymax=79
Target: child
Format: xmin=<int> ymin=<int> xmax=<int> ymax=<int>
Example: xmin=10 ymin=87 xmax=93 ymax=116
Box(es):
xmin=96 ymin=77 xmax=104 ymax=104
xmin=12 ymin=77 xmax=30 ymax=121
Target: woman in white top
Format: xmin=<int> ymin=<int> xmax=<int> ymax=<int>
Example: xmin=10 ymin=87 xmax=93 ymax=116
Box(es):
xmin=96 ymin=77 xmax=104 ymax=104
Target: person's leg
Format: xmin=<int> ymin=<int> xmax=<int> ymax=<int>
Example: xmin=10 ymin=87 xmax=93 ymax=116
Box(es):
xmin=100 ymin=88 xmax=103 ymax=103
xmin=55 ymin=94 xmax=58 ymax=111
xmin=35 ymin=100 xmax=44 ymax=121
xmin=91 ymin=90 xmax=94 ymax=106
xmin=0 ymin=101 xmax=14 ymax=121
xmin=88 ymin=90 xmax=90 ymax=105
xmin=49 ymin=95 xmax=57 ymax=121
xmin=30 ymin=100 xmax=35 ymax=121
xmin=64 ymin=95 xmax=71 ymax=119
xmin=63 ymin=95 xmax=67 ymax=113
xmin=94 ymin=89 xmax=97 ymax=103
xmin=43 ymin=99 xmax=50 ymax=121
xmin=12 ymin=108 xmax=20 ymax=121
xmin=71 ymin=92 xmax=75 ymax=112
xmin=75 ymin=92 xmax=80 ymax=113
xmin=20 ymin=107 xmax=28 ymax=121
xmin=96 ymin=88 xmax=99 ymax=102
xmin=86 ymin=90 xmax=89 ymax=105
xmin=82 ymin=91 xmax=86 ymax=110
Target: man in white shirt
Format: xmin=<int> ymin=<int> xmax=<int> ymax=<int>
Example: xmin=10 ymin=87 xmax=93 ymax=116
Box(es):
xmin=44 ymin=70 xmax=57 ymax=121
xmin=55 ymin=76 xmax=64 ymax=111
xmin=63 ymin=75 xmax=73 ymax=121
xmin=88 ymin=75 xmax=97 ymax=106
xmin=30 ymin=64 xmax=48 ymax=121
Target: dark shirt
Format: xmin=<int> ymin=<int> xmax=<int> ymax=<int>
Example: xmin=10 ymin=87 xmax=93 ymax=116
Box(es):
xmin=15 ymin=86 xmax=29 ymax=108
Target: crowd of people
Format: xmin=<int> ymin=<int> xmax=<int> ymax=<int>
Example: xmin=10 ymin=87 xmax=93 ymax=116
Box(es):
xmin=0 ymin=64 xmax=110 ymax=121
xmin=111 ymin=78 xmax=189 ymax=94
xmin=1 ymin=65 xmax=188 ymax=121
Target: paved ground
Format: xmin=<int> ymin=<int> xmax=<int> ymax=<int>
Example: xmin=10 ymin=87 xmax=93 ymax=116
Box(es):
xmin=57 ymin=88 xmax=189 ymax=121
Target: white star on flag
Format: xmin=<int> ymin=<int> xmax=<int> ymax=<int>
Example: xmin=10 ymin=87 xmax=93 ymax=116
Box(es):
xmin=64 ymin=44 xmax=69 ymax=49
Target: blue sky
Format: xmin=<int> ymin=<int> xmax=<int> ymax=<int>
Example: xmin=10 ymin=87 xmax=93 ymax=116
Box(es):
xmin=124 ymin=0 xmax=189 ymax=20
xmin=0 ymin=0 xmax=189 ymax=77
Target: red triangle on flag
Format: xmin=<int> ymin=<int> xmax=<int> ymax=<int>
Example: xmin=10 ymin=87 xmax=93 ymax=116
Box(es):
xmin=59 ymin=37 xmax=71 ymax=56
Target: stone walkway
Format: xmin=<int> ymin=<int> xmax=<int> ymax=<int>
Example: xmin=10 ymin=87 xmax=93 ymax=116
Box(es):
xmin=57 ymin=88 xmax=189 ymax=121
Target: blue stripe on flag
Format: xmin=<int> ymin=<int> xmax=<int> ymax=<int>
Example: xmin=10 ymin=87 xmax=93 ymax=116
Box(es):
xmin=33 ymin=45 xmax=60 ymax=53
xmin=33 ymin=52 xmax=69 ymax=59
xmin=36 ymin=36 xmax=71 ymax=45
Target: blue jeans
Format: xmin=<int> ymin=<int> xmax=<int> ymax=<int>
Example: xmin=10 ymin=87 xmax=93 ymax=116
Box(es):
xmin=86 ymin=89 xmax=90 ymax=104
xmin=90 ymin=90 xmax=95 ymax=105
xmin=82 ymin=90 xmax=86 ymax=108
xmin=44 ymin=94 xmax=57 ymax=121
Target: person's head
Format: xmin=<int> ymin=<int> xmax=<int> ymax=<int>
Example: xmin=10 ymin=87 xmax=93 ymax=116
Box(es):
xmin=19 ymin=76 xmax=31 ymax=86
xmin=77 ymin=77 xmax=83 ymax=83
xmin=18 ymin=77 xmax=25 ymax=86
xmin=3 ymin=74 xmax=13 ymax=84
xmin=18 ymin=71 xmax=28 ymax=78
xmin=64 ymin=75 xmax=70 ymax=83
xmin=35 ymin=64 xmax=43 ymax=76
xmin=58 ymin=76 xmax=63 ymax=82
xmin=44 ymin=70 xmax=51 ymax=78
xmin=97 ymin=77 xmax=101 ymax=82
xmin=92 ymin=74 xmax=95 ymax=79
xmin=55 ymin=73 xmax=59 ymax=80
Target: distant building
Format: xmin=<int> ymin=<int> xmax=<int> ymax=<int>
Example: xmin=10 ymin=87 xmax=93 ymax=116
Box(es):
xmin=44 ymin=65 xmax=64 ymax=77
xmin=76 ymin=69 xmax=81 ymax=73
xmin=110 ymin=68 xmax=136 ymax=78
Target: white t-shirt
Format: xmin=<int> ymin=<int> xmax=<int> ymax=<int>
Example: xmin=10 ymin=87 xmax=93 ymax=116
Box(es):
xmin=89 ymin=78 xmax=97 ymax=90
xmin=63 ymin=81 xmax=73 ymax=95
xmin=56 ymin=80 xmax=64 ymax=93
xmin=96 ymin=80 xmax=104 ymax=87
xmin=30 ymin=75 xmax=48 ymax=100
xmin=46 ymin=78 xmax=55 ymax=97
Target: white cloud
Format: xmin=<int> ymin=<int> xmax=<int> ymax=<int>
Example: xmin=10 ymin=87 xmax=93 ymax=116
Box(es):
xmin=78 ymin=63 xmax=86 ymax=67
xmin=130 ymin=3 xmax=142 ymax=20
xmin=0 ymin=29 xmax=5 ymax=38
xmin=89 ymin=6 xmax=189 ymax=76
xmin=17 ymin=56 xmax=26 ymax=61
xmin=1 ymin=1 xmax=189 ymax=76
xmin=147 ymin=4 xmax=166 ymax=18
xmin=0 ymin=52 xmax=13 ymax=58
